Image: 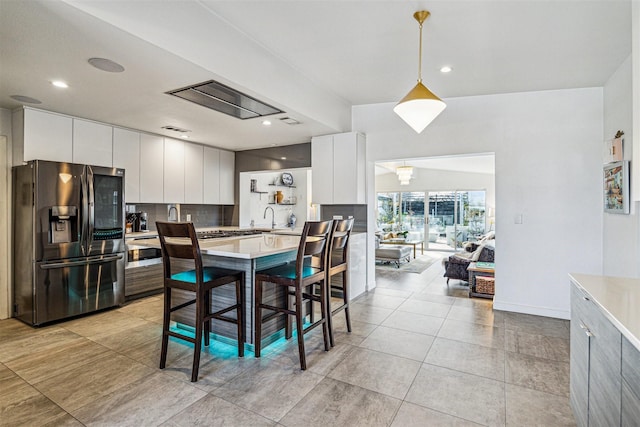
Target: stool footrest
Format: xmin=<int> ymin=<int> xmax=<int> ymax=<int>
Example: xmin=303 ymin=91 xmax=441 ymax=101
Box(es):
xmin=170 ymin=298 xmax=196 ymax=313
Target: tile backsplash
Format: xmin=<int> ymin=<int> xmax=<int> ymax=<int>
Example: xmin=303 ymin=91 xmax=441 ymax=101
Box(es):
xmin=126 ymin=203 xmax=234 ymax=230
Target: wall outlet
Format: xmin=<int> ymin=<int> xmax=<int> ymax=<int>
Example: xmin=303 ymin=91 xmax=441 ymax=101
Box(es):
xmin=186 ymin=214 xmax=192 ymax=222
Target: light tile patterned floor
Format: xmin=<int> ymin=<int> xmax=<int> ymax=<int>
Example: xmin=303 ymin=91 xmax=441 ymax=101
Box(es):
xmin=0 ymin=253 xmax=576 ymax=426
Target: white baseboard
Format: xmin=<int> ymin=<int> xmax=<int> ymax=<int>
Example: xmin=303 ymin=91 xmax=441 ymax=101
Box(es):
xmin=492 ymin=299 xmax=570 ymax=320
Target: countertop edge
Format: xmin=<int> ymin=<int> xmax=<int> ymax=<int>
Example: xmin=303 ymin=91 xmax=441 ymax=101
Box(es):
xmin=569 ymin=273 xmax=640 ymax=352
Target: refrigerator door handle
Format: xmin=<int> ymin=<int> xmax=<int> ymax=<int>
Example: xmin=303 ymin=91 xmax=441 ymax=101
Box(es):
xmin=39 ymin=254 xmax=123 ymax=269
xmin=87 ymin=166 xmax=95 ymax=250
xmin=80 ymin=166 xmax=88 ymax=256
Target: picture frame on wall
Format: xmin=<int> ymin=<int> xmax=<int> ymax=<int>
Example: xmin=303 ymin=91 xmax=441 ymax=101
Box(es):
xmin=604 ymin=160 xmax=629 ymax=214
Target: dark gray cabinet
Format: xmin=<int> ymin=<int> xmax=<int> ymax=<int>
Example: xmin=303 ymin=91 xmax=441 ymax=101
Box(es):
xmin=570 ymin=282 xmax=622 ymax=427
xmin=124 ymin=262 xmax=163 ymax=298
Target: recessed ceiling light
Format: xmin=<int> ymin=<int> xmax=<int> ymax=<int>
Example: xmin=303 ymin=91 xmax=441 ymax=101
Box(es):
xmin=88 ymin=57 xmax=125 ymax=73
xmin=280 ymin=157 xmax=287 ymax=160
xmin=51 ymin=80 xmax=68 ymax=88
xmin=10 ymin=95 xmax=42 ymax=104
xmin=262 ymin=120 xmax=272 ymax=126
xmin=440 ymin=66 xmax=453 ymax=73
xmin=180 ymin=135 xmax=189 ymax=139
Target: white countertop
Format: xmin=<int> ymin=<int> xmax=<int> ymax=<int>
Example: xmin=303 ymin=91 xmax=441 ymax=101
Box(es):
xmin=129 ymin=233 xmax=301 ymax=259
xmin=569 ymin=273 xmax=640 ymax=351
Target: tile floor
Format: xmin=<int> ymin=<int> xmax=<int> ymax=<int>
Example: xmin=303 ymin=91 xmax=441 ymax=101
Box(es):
xmin=0 ymin=253 xmax=576 ymax=426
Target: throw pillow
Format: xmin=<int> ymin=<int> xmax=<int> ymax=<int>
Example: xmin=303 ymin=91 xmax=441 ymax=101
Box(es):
xmin=470 ymin=243 xmax=486 ymax=262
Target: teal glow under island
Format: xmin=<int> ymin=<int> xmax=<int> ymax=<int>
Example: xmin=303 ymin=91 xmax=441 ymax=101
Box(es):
xmin=129 ymin=233 xmax=303 ymax=349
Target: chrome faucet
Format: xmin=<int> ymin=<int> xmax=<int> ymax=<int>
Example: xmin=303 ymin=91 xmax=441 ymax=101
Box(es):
xmin=168 ymin=205 xmax=178 ymax=222
xmin=264 ymin=206 xmax=275 ymax=229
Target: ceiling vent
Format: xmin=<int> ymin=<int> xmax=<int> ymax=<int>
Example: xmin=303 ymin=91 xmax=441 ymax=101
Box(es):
xmin=161 ymin=125 xmax=190 ymax=134
xmin=279 ymin=117 xmax=301 ymax=125
xmin=167 ymin=80 xmax=283 ymax=120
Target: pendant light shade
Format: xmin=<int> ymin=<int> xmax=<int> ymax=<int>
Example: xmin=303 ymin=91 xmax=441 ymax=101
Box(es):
xmin=394 ymin=11 xmax=446 ymax=133
xmin=396 ymin=165 xmax=414 ymax=185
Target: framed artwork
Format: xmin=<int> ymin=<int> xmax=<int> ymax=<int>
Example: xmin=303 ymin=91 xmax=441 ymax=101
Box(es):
xmin=604 ymin=160 xmax=629 ymax=214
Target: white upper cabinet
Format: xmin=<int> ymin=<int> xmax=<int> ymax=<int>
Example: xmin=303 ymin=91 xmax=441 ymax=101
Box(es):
xmin=13 ymin=108 xmax=73 ymax=165
xmin=312 ymin=132 xmax=366 ymax=204
xmin=184 ymin=143 xmax=204 ymax=204
xmin=219 ymin=150 xmax=235 ymax=205
xmin=113 ymin=128 xmax=140 ymax=203
xmin=203 ymin=147 xmax=235 ymax=205
xmin=311 ymin=135 xmax=334 ymax=205
xmin=72 ymin=119 xmax=113 ymax=167
xmin=139 ymin=134 xmax=164 ymax=203
xmin=163 ymin=138 xmax=185 ymax=204
xmin=203 ymin=147 xmax=221 ymax=204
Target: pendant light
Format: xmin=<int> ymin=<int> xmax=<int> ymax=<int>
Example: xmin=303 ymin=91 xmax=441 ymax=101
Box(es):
xmin=396 ymin=163 xmax=414 ymax=185
xmin=394 ymin=10 xmax=446 ymax=133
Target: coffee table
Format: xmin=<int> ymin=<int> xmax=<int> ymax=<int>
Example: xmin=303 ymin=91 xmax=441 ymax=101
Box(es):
xmin=380 ymin=238 xmax=424 ymax=259
xmin=467 ymin=262 xmax=495 ymax=299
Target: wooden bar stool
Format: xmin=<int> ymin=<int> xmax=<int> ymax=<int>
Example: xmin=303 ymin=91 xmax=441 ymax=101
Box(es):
xmin=325 ymin=218 xmax=354 ymax=347
xmin=156 ymin=221 xmax=244 ymax=382
xmin=254 ymin=220 xmax=332 ymax=370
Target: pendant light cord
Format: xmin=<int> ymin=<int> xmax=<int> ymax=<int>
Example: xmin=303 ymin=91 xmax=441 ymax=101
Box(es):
xmin=418 ymin=21 xmax=423 ymax=83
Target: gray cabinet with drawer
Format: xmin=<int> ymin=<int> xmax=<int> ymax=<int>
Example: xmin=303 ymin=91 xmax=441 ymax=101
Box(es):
xmin=570 ymin=282 xmax=622 ymax=426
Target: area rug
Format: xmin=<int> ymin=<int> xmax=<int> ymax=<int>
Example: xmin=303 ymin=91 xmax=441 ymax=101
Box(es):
xmin=375 ymin=254 xmax=438 ymax=274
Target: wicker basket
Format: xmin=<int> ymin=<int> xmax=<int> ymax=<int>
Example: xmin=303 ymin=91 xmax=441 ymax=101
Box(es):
xmin=476 ymin=276 xmax=495 ymax=295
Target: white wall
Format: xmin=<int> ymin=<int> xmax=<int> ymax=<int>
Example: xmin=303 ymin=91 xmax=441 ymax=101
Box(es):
xmin=355 ymin=88 xmax=604 ymax=319
xmin=238 ymin=169 xmax=311 ymax=228
xmin=603 ymin=56 xmax=637 ymax=277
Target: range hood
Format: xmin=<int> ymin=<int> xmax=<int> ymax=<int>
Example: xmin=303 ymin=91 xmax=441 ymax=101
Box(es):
xmin=167 ymin=80 xmax=283 ymax=120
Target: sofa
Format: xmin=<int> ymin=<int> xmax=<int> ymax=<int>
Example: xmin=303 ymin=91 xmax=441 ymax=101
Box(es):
xmin=375 ymin=234 xmax=412 ymax=268
xmin=443 ymin=239 xmax=495 ymax=283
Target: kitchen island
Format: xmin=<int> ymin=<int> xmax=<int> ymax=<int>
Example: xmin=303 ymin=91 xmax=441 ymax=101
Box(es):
xmin=128 ymin=233 xmax=303 ymax=349
xmin=569 ymin=274 xmax=640 ymax=426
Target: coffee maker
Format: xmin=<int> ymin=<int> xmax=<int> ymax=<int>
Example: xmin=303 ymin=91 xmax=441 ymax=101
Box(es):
xmin=138 ymin=212 xmax=148 ymax=231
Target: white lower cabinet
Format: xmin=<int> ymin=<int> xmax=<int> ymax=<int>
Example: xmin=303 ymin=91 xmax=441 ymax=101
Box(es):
xmin=347 ymin=233 xmax=367 ymax=299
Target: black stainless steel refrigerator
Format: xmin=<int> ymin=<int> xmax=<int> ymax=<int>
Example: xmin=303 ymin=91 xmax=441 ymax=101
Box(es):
xmin=13 ymin=160 xmax=126 ymax=325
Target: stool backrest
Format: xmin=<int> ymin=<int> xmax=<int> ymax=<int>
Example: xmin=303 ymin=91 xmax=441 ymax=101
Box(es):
xmin=156 ymin=221 xmax=203 ymax=281
xmin=296 ymin=220 xmax=333 ymax=278
xmin=328 ymin=218 xmax=354 ymax=266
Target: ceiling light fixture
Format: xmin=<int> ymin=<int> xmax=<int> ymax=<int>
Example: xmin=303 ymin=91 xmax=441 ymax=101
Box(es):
xmin=396 ymin=164 xmax=414 ymax=186
xmin=51 ymin=80 xmax=68 ymax=88
xmin=262 ymin=120 xmax=272 ymax=126
xmin=440 ymin=66 xmax=452 ymax=73
xmin=394 ymin=10 xmax=446 ymax=133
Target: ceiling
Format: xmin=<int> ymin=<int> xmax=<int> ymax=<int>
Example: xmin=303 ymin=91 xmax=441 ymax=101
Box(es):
xmin=0 ymin=1 xmax=632 ymax=152
xmin=376 ymin=154 xmax=495 ymax=176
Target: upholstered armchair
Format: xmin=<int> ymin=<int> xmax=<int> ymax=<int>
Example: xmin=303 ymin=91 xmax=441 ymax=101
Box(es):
xmin=443 ymin=241 xmax=495 ymax=283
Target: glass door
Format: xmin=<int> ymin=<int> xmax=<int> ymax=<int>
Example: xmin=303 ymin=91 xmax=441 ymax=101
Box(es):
xmin=376 ymin=192 xmax=426 ymax=243
xmin=427 ymin=190 xmax=486 ymax=251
